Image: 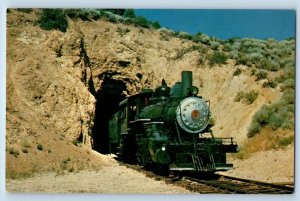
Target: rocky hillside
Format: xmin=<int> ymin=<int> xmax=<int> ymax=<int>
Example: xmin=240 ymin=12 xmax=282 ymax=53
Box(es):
xmin=6 ymin=9 xmax=294 ymax=180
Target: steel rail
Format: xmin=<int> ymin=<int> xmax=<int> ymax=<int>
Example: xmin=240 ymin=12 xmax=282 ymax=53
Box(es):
xmin=183 ymin=175 xmax=294 ymax=194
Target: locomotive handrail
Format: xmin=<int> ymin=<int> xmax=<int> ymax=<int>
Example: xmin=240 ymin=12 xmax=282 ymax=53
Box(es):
xmin=129 ymin=119 xmax=151 ymax=124
xmin=143 ymin=122 xmax=164 ymax=125
xmin=216 ymin=137 xmax=237 ymax=145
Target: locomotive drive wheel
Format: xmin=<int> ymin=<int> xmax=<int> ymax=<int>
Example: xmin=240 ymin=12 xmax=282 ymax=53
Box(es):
xmin=153 ymin=164 xmax=170 ymax=176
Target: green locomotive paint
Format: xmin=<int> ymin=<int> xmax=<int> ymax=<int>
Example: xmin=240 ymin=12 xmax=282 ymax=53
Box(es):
xmin=108 ymin=71 xmax=238 ymax=173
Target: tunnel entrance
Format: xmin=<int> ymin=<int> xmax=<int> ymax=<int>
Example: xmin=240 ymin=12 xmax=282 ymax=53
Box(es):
xmin=92 ymin=78 xmax=126 ymax=154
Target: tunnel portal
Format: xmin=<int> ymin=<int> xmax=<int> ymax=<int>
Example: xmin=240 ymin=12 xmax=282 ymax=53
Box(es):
xmin=92 ymin=78 xmax=126 ymax=154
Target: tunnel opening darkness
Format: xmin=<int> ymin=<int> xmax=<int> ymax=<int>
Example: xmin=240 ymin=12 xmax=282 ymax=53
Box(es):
xmin=92 ymin=78 xmax=126 ymax=154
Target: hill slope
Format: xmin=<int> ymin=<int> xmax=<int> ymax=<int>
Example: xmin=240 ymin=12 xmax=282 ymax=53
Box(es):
xmin=6 ymin=9 xmax=294 ymax=184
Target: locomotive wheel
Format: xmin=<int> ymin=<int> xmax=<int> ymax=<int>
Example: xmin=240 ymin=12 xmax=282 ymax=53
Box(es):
xmin=153 ymin=164 xmax=170 ymax=176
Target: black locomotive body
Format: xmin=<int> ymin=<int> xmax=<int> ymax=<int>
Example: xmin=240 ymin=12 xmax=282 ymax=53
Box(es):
xmin=109 ymin=71 xmax=238 ymax=173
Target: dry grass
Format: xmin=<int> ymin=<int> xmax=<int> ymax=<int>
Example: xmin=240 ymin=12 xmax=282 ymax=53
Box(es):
xmin=6 ymin=170 xmax=35 ymax=180
xmin=235 ymin=127 xmax=294 ymax=159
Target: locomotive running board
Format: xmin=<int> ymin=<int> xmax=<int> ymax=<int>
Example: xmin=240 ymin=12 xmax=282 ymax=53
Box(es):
xmin=169 ymin=167 xmax=194 ymax=171
xmin=214 ymin=163 xmax=234 ymax=171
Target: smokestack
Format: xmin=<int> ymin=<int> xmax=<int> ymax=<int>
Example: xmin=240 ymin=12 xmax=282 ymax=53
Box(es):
xmin=181 ymin=71 xmax=192 ymax=97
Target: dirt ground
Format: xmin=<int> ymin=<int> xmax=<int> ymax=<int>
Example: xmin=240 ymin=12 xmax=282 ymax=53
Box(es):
xmin=6 ymin=153 xmax=191 ymax=194
xmin=6 ymin=146 xmax=294 ymax=193
xmin=222 ymin=145 xmax=294 ymax=184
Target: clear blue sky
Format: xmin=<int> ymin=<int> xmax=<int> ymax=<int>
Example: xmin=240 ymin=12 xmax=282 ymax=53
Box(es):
xmin=135 ymin=9 xmax=295 ymax=41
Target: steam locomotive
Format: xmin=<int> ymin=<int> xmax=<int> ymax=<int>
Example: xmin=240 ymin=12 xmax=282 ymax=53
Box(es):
xmin=109 ymin=71 xmax=238 ymax=174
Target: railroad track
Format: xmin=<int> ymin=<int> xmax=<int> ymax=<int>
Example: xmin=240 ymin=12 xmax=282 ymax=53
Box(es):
xmin=183 ymin=174 xmax=294 ymax=194
xmin=119 ymin=162 xmax=294 ymax=194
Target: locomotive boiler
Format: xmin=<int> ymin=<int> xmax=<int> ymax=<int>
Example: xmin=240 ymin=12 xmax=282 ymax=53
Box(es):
xmin=109 ymin=71 xmax=238 ymax=174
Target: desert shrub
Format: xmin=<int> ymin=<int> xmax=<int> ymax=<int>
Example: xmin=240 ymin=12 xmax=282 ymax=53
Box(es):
xmin=178 ymin=32 xmax=193 ymax=40
xmin=225 ymin=37 xmax=240 ymax=44
xmin=281 ymin=89 xmax=295 ymax=104
xmin=99 ymin=10 xmax=125 ymax=23
xmin=244 ymin=91 xmax=259 ymax=104
xmin=191 ymin=33 xmax=202 ymax=43
xmin=133 ymin=16 xmax=151 ymax=28
xmin=175 ymin=49 xmax=189 ymax=60
xmin=267 ymin=60 xmax=281 ymax=71
xmin=6 ymin=170 xmax=35 ymax=180
xmin=106 ymin=14 xmax=117 ymax=23
xmin=226 ymin=37 xmax=294 ymax=72
xmin=234 ymin=92 xmax=244 ymax=102
xmin=248 ymin=52 xmax=264 ymax=64
xmin=278 ymin=136 xmax=294 ymax=147
xmin=233 ymin=68 xmax=242 ymax=76
xmin=228 ymin=50 xmax=239 ymax=59
xmin=280 ymin=78 xmax=294 ymax=91
xmin=37 ymin=143 xmax=43 ymax=151
xmin=200 ymin=34 xmax=211 ymax=45
xmin=255 ymin=70 xmax=268 ymax=81
xmin=68 ymin=9 xmax=102 ymax=21
xmin=123 ymin=17 xmax=135 ymax=25
xmin=68 ymin=167 xmax=75 ymax=172
xmin=72 ymin=139 xmax=80 ymax=146
xmin=248 ymin=95 xmax=294 ymax=137
xmin=223 ymin=43 xmax=232 ymax=52
xmin=279 ymin=57 xmax=295 ymax=69
xmin=22 ymin=140 xmax=31 ymax=148
xmin=248 ymin=121 xmax=263 ymax=138
xmin=123 ymin=9 xmax=136 ymax=18
xmin=192 ymin=33 xmax=211 ymax=45
xmin=208 ymin=51 xmax=227 ymax=66
xmin=63 ymin=157 xmax=71 ymax=164
xmin=234 ymin=90 xmax=258 ymax=105
xmin=117 ymin=27 xmax=130 ymax=36
xmin=22 ymin=148 xmax=29 ymax=153
xmin=175 ymin=45 xmax=207 ymax=60
xmin=105 ymin=9 xmax=125 ymax=16
xmin=159 ymin=34 xmax=170 ymax=41
xmin=152 ymin=21 xmax=161 ymax=29
xmin=60 ymin=158 xmax=70 ymax=171
xmin=235 ymin=53 xmax=251 ymax=66
xmin=8 ymin=147 xmax=20 ymax=157
xmin=39 ymin=9 xmax=68 ymax=32
xmin=230 ymin=40 xmax=242 ymax=50
xmin=64 ymin=9 xmax=80 ymax=19
xmin=197 ymin=57 xmax=206 ymax=66
xmin=209 ymin=41 xmax=221 ymax=50
xmin=17 ymin=8 xmax=33 ymax=13
xmin=262 ymin=79 xmax=277 ymax=88
xmin=158 ymin=27 xmax=174 ymax=35
xmin=256 ymin=58 xmax=269 ymax=70
xmin=248 ymin=105 xmax=270 ymax=137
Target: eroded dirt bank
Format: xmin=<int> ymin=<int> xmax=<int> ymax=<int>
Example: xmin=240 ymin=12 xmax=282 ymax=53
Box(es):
xmin=6 ymin=9 xmax=294 ymax=192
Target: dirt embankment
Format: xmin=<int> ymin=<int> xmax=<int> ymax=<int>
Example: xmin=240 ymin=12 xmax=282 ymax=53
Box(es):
xmin=6 ymin=153 xmax=191 ymax=193
xmin=6 ymin=9 xmax=294 ymax=192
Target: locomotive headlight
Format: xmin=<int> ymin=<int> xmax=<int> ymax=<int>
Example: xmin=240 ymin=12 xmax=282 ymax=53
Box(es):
xmin=191 ymin=110 xmax=200 ymax=120
xmin=161 ymin=145 xmax=166 ymax=151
